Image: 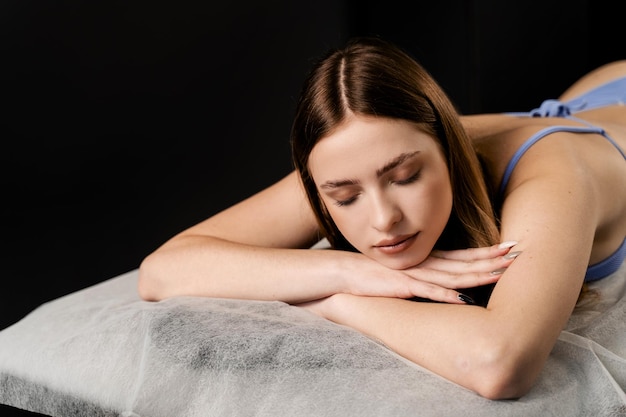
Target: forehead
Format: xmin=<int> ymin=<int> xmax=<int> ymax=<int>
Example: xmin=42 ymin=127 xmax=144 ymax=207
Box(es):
xmin=308 ymin=115 xmax=438 ymax=178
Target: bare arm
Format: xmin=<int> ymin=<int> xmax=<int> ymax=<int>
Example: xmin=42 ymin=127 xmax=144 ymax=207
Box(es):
xmin=139 ymin=171 xmax=512 ymax=304
xmin=301 ymin=136 xmax=600 ymax=399
xmin=138 ymin=171 xmax=330 ymax=302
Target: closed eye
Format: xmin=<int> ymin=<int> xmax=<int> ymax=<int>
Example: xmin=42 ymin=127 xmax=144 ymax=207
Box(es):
xmin=334 ymin=194 xmax=359 ymax=207
xmin=332 ymin=171 xmax=420 ymax=206
xmin=393 ymin=170 xmax=421 ymax=185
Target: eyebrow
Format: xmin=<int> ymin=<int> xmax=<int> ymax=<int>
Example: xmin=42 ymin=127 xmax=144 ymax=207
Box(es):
xmin=376 ymin=150 xmax=421 ymax=177
xmin=319 ymin=150 xmax=421 ymax=189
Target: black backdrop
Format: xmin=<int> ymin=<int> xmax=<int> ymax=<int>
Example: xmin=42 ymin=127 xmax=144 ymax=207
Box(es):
xmin=1 ymin=0 xmax=622 ymax=335
xmin=1 ymin=1 xmax=623 ymax=415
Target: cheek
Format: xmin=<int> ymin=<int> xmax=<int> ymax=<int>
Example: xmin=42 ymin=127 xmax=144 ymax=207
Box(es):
xmin=410 ymin=174 xmax=453 ymax=222
xmin=325 ymin=203 xmax=359 ymax=235
xmin=433 ymin=175 xmax=452 ymax=204
xmin=432 ymin=177 xmax=453 ymax=212
xmin=322 ymin=200 xmax=370 ymax=250
xmin=430 ymin=160 xmax=453 ymax=199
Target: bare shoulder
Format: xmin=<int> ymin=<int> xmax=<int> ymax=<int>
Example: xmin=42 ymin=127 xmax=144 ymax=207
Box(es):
xmin=501 ymin=127 xmax=626 ymax=264
xmin=465 ymin=105 xmax=626 ymax=196
xmin=463 ymin=115 xmax=559 ymax=191
xmin=463 ymin=112 xmax=626 ymax=261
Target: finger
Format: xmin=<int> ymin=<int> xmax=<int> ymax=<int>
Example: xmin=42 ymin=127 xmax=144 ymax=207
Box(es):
xmin=430 ymin=241 xmax=518 ymax=261
xmin=415 ymin=270 xmax=502 ymax=289
xmin=403 ymin=267 xmax=502 ymax=291
xmin=406 ymin=281 xmax=476 ymax=305
xmin=417 ymin=252 xmax=518 ymax=275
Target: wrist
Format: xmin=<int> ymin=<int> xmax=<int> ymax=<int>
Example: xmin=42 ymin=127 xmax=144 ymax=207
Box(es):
xmin=329 ymin=250 xmax=366 ymax=295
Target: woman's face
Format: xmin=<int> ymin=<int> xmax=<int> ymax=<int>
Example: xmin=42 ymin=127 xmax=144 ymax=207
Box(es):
xmin=308 ymin=115 xmax=453 ymax=269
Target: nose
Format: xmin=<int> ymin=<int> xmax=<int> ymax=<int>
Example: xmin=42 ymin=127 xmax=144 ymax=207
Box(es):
xmin=369 ymin=192 xmax=402 ymax=232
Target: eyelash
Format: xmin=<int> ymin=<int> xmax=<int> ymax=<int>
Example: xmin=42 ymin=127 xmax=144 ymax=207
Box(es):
xmin=334 ymin=197 xmax=357 ymax=207
xmin=333 ymin=171 xmax=421 ymax=207
xmin=393 ymin=171 xmax=421 ymax=185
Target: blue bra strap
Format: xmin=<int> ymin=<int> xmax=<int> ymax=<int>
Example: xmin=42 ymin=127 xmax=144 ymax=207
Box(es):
xmin=585 ymin=238 xmax=626 ymax=282
xmin=506 ymin=76 xmax=626 ymax=118
xmin=501 ymin=76 xmax=626 ymax=281
xmin=498 ymin=125 xmax=605 ymax=196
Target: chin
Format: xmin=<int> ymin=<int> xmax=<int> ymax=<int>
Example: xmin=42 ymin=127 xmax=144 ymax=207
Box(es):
xmin=373 ymin=252 xmax=428 ymax=270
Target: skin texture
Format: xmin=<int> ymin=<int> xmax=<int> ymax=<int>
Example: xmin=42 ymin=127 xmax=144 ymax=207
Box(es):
xmin=308 ymin=114 xmax=453 ymax=270
xmin=138 ymin=55 xmax=626 ymax=399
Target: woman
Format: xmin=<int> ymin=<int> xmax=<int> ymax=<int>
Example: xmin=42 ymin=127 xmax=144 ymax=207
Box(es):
xmin=138 ymin=37 xmax=626 ymax=399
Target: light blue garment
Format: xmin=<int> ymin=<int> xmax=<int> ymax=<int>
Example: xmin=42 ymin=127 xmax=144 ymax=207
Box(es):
xmin=500 ymin=76 xmax=626 ymax=281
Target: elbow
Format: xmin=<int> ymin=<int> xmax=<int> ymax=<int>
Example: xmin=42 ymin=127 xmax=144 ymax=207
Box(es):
xmin=137 ymin=254 xmax=165 ymax=302
xmin=471 ymin=364 xmax=536 ymax=400
xmin=462 ymin=340 xmax=542 ymax=400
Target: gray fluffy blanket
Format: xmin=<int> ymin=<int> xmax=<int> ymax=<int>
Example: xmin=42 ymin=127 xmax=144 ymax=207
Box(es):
xmin=1 ymin=262 xmax=625 ymax=416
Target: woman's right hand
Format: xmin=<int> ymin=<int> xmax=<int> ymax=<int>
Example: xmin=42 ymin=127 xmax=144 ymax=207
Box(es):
xmin=343 ymin=242 xmax=519 ymax=304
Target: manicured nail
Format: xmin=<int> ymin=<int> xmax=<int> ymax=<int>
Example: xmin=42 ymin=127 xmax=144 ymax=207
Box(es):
xmin=490 ymin=267 xmax=507 ymax=275
xmin=457 ymin=293 xmax=476 ymax=305
xmin=498 ymin=241 xmax=518 ymax=249
xmin=504 ymin=251 xmax=522 ymax=260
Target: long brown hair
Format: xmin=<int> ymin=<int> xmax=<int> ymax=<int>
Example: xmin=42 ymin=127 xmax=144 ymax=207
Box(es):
xmin=291 ymin=36 xmax=499 ymax=257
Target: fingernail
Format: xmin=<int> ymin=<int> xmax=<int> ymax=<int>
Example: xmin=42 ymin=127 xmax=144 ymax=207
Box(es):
xmin=504 ymin=251 xmax=522 ymax=260
xmin=490 ymin=267 xmax=507 ymax=275
xmin=498 ymin=241 xmax=518 ymax=249
xmin=457 ymin=293 xmax=476 ymax=305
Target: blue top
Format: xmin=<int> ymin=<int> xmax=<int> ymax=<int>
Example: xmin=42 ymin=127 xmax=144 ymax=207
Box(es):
xmin=500 ymin=76 xmax=626 ymax=282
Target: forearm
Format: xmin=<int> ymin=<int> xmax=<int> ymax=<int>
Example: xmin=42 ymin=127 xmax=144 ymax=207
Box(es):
xmin=314 ymin=294 xmax=543 ymax=399
xmin=138 ymin=235 xmax=353 ymax=303
xmin=139 ymin=235 xmax=513 ymax=305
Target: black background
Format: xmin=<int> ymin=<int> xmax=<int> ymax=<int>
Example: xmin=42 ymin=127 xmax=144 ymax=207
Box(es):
xmin=1 ymin=0 xmax=623 ymax=351
xmin=2 ymin=0 xmax=623 ymax=331
xmin=2 ymin=0 xmax=623 ymax=329
xmin=0 ymin=0 xmax=623 ymax=415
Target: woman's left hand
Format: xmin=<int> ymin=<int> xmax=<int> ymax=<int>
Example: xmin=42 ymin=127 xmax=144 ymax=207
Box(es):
xmin=399 ymin=242 xmax=521 ymax=290
xmin=304 ymin=242 xmax=522 ymax=308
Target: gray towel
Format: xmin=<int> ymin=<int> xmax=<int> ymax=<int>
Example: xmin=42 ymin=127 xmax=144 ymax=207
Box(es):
xmin=1 ymin=263 xmax=625 ymax=416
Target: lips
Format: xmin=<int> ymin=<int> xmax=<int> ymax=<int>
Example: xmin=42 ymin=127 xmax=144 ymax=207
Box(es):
xmin=374 ymin=233 xmax=418 ymax=254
